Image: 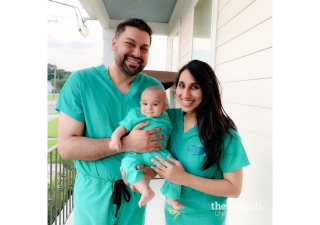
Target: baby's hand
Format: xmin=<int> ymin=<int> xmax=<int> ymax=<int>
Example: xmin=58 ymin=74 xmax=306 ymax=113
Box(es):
xmin=109 ymin=139 xmax=122 ymax=152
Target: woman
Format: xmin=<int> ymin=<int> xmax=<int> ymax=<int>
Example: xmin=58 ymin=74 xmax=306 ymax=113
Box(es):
xmin=151 ymin=60 xmax=250 ymax=224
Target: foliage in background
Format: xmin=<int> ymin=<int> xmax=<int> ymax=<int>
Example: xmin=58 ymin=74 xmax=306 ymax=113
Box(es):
xmin=55 ymin=76 xmax=69 ymax=92
xmin=48 ymin=118 xmax=59 ymax=138
xmin=48 ymin=63 xmax=72 ymax=92
xmin=48 ymin=63 xmax=72 ymax=81
xmin=47 ymin=167 xmax=75 ymax=225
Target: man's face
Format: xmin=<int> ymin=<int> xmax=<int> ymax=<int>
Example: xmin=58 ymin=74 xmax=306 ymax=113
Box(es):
xmin=112 ymin=26 xmax=150 ymax=76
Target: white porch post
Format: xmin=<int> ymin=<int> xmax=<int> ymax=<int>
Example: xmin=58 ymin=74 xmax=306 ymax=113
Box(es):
xmin=102 ymin=28 xmax=115 ymax=67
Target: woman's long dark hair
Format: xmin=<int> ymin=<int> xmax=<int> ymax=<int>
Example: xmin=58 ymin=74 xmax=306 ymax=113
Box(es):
xmin=175 ymin=60 xmax=237 ymax=170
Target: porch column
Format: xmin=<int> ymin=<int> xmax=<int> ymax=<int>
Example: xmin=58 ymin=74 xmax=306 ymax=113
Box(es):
xmin=102 ymin=28 xmax=115 ymax=67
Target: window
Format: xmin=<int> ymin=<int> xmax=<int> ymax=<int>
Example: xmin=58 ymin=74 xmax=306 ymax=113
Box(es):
xmin=191 ymin=0 xmax=212 ymax=64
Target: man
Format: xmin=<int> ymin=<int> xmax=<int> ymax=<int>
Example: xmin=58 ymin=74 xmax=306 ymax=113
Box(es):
xmin=56 ymin=18 xmax=164 ymax=225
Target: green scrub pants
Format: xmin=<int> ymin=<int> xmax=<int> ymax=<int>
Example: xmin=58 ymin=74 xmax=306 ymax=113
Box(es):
xmin=73 ymin=172 xmax=147 ymax=225
xmin=164 ymin=207 xmax=226 ymax=225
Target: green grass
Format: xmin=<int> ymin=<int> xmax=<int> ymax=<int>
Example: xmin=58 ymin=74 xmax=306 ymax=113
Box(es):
xmin=47 ymin=140 xmax=58 ymax=163
xmin=48 ymin=139 xmax=57 ymax=149
xmin=48 ymin=94 xmax=60 ymax=101
xmin=48 ymin=118 xmax=58 ymax=138
xmin=49 ymin=111 xmax=59 ymax=115
xmin=48 ymin=119 xmax=58 ymax=162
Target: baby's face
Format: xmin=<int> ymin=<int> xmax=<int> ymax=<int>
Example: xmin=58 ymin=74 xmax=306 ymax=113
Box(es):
xmin=140 ymin=91 xmax=167 ymax=117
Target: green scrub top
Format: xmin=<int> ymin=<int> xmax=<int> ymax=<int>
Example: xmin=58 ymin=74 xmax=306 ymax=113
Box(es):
xmin=165 ymin=108 xmax=250 ymax=224
xmin=119 ymin=107 xmax=173 ymax=150
xmin=56 ymin=65 xmax=164 ymax=225
xmin=56 ymin=65 xmax=164 ymax=179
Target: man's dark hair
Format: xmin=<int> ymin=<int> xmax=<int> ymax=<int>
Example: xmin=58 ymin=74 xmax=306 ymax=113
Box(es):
xmin=115 ymin=18 xmax=153 ymax=44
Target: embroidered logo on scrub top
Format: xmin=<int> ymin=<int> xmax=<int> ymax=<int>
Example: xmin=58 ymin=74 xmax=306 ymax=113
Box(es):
xmin=186 ymin=144 xmax=205 ymax=154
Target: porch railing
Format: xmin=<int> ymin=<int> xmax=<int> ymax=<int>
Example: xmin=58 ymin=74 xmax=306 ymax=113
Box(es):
xmin=47 ymin=144 xmax=76 ymax=225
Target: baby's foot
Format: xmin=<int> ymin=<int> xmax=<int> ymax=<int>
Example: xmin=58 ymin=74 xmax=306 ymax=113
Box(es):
xmin=167 ymin=198 xmax=184 ymax=210
xmin=138 ymin=188 xmax=155 ymax=207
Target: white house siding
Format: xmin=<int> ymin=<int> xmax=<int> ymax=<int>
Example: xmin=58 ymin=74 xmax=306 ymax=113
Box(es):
xmin=179 ymin=15 xmax=193 ymax=68
xmin=214 ymin=0 xmax=272 ymax=224
xmin=166 ymin=0 xmax=272 ymax=224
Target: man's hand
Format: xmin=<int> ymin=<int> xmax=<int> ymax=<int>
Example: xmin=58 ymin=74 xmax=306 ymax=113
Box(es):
xmin=120 ymin=165 xmax=157 ymax=192
xmin=121 ymin=122 xmax=164 ymax=153
xmin=137 ymin=165 xmax=157 ymax=181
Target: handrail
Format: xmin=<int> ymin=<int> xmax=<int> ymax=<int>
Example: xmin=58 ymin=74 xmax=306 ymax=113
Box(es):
xmin=47 ymin=144 xmax=75 ymax=225
xmin=48 ymin=144 xmax=58 ymax=154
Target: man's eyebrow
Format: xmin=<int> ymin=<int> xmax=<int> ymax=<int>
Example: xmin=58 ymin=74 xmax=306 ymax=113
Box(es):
xmin=125 ymin=38 xmax=150 ymax=47
xmin=142 ymin=44 xmax=150 ymax=48
xmin=125 ymin=38 xmax=136 ymax=43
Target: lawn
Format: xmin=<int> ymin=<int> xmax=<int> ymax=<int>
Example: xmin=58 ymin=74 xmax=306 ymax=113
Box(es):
xmin=48 ymin=139 xmax=57 ymax=149
xmin=49 ymin=111 xmax=59 ymax=115
xmin=48 ymin=94 xmax=60 ymax=101
xmin=48 ymin=119 xmax=58 ymax=162
xmin=47 ymin=141 xmax=58 ymax=163
xmin=48 ymin=118 xmax=58 ymax=138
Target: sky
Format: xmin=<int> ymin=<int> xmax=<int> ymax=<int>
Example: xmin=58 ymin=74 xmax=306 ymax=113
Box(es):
xmin=47 ymin=0 xmax=167 ymax=72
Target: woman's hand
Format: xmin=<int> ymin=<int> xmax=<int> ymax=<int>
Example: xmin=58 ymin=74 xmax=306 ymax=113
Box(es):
xmin=152 ymin=157 xmax=244 ymax=198
xmin=151 ymin=156 xmax=189 ymax=185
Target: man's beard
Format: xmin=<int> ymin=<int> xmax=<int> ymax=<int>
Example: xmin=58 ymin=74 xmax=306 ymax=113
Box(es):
xmin=115 ymin=52 xmax=145 ymax=77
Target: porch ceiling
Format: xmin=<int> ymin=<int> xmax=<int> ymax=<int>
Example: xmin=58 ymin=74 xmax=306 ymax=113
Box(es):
xmin=78 ymin=0 xmax=181 ymax=34
xmin=102 ymin=0 xmax=177 ymax=23
xmin=77 ymin=0 xmax=181 ymax=89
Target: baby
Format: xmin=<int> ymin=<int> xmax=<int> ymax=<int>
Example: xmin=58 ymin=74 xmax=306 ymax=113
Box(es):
xmin=109 ymin=86 xmax=182 ymax=209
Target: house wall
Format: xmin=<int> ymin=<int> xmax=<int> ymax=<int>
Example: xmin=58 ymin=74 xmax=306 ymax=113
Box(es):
xmin=167 ymin=0 xmax=272 ymax=224
xmin=215 ymin=1 xmax=272 ymax=224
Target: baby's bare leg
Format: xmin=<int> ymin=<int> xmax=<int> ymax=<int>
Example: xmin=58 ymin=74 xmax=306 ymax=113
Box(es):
xmin=134 ymin=179 xmax=155 ymax=207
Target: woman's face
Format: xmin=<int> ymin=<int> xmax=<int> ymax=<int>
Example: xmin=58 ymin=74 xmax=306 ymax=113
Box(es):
xmin=176 ymin=69 xmax=203 ymax=114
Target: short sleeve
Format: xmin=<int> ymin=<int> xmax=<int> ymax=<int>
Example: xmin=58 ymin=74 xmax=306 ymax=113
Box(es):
xmin=162 ymin=111 xmax=173 ymax=134
xmin=56 ymin=72 xmax=85 ymax=122
xmin=219 ymin=129 xmax=250 ymax=173
xmin=119 ymin=108 xmax=137 ymax=131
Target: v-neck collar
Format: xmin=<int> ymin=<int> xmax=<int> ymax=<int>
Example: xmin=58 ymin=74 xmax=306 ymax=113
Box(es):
xmin=178 ymin=109 xmax=198 ymax=134
xmin=100 ymin=65 xmax=139 ymax=99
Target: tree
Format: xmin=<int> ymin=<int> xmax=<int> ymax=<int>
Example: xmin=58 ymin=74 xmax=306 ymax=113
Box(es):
xmin=47 ymin=63 xmax=73 ymax=91
xmin=47 ymin=63 xmax=73 ymax=81
xmin=55 ymin=76 xmax=70 ymax=92
xmin=48 ymin=63 xmax=57 ymax=81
